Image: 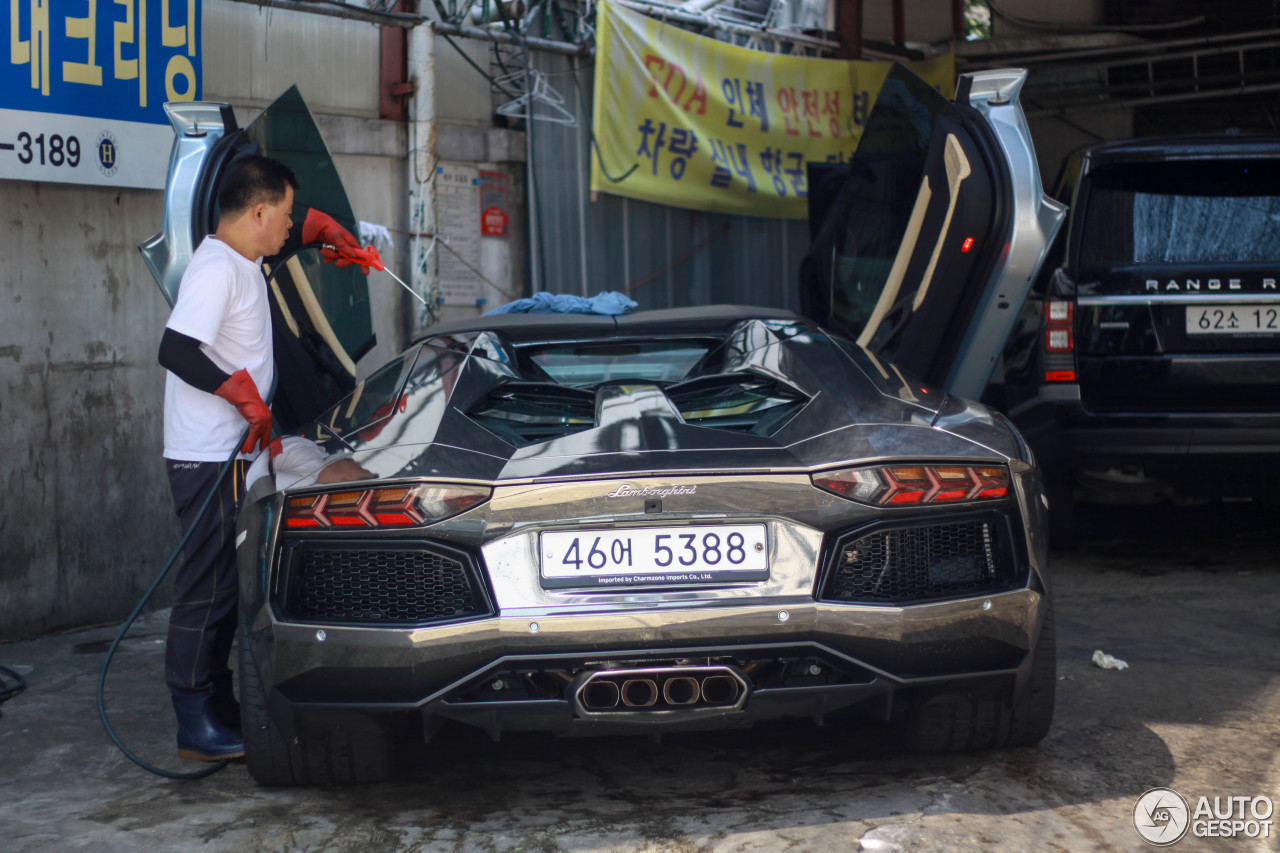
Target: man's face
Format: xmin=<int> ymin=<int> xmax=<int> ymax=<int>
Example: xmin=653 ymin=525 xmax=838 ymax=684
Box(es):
xmin=259 ymin=184 xmax=295 ymax=257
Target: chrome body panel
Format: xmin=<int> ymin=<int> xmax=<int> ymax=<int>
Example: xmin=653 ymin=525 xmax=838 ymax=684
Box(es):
xmin=138 ymin=101 xmax=232 ymax=308
xmin=237 ymin=308 xmax=1051 ymax=740
xmin=250 ymin=588 xmax=1045 ymax=707
xmin=944 ymin=70 xmax=1068 ymax=400
xmin=279 ymin=319 xmax=1027 ymax=486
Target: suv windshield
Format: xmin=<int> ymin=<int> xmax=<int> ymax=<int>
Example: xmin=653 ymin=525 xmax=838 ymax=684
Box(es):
xmin=1079 ymin=159 xmax=1280 ymax=270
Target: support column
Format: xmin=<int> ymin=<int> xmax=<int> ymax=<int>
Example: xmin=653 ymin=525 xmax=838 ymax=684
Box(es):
xmin=407 ymin=21 xmax=439 ymax=331
xmin=835 ymin=0 xmax=862 ymax=60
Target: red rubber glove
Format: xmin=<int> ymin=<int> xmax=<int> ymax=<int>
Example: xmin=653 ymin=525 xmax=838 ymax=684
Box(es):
xmin=320 ymin=243 xmax=384 ymax=276
xmin=214 ymin=369 xmax=273 ymax=454
xmin=301 ymin=209 xmax=361 ymax=257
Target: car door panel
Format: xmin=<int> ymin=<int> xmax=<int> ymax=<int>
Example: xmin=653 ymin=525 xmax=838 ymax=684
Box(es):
xmin=804 ymin=66 xmax=1064 ymax=401
xmin=141 ymin=86 xmax=375 ymax=432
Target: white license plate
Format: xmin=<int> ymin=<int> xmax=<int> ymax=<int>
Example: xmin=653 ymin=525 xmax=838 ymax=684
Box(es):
xmin=540 ymin=524 xmax=769 ymax=588
xmin=1186 ymin=304 xmax=1280 ymax=335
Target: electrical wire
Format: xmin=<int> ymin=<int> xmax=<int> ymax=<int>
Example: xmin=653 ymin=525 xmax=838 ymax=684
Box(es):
xmin=98 ymin=245 xmax=361 ymax=778
xmin=96 ymin=434 xmax=247 ymax=780
xmin=440 ymin=31 xmax=522 ymax=98
xmin=565 ymin=56 xmax=640 ymax=184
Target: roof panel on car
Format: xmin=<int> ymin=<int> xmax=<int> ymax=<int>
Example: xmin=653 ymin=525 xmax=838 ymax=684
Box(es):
xmin=418 ymin=305 xmax=801 ymax=343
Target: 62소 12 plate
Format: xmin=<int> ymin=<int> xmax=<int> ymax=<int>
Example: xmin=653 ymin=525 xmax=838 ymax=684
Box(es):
xmin=540 ymin=524 xmax=769 ymax=588
xmin=1186 ymin=304 xmax=1280 ymax=335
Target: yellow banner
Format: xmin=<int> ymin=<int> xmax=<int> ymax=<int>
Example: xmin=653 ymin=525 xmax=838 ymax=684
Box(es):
xmin=590 ymin=1 xmax=954 ymax=219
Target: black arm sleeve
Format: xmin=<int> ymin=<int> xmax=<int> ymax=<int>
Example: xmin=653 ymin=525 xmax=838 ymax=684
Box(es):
xmin=158 ymin=328 xmax=232 ymax=394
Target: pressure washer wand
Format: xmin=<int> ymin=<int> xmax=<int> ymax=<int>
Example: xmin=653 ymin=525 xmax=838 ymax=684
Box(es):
xmin=322 ymin=243 xmax=427 ymax=307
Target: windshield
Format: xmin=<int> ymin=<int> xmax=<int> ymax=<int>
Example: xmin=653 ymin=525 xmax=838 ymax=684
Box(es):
xmin=248 ymin=86 xmax=374 ymax=361
xmin=1079 ymin=159 xmax=1280 ymax=269
xmin=525 ymin=342 xmax=712 ymax=386
xmin=824 ymin=65 xmax=951 ymax=339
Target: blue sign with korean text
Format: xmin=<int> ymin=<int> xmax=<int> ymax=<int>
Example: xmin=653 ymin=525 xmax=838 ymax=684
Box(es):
xmin=2 ymin=1 xmax=201 ymax=188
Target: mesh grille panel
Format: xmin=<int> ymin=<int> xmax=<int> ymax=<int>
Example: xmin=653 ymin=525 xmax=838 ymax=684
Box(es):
xmin=284 ymin=546 xmax=486 ymax=625
xmin=823 ymin=519 xmax=1021 ymax=604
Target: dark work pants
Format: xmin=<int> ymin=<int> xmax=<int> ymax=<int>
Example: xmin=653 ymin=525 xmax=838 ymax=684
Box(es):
xmin=164 ymin=458 xmax=246 ymax=696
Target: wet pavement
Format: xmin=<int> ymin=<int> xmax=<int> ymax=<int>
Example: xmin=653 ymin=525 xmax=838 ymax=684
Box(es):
xmin=3 ymin=501 xmax=1279 ymax=852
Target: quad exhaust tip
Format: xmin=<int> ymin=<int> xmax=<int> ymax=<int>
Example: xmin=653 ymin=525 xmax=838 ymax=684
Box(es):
xmin=574 ymin=666 xmax=749 ymax=714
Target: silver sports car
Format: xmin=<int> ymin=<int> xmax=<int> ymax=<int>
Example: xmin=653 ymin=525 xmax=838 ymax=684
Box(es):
xmin=144 ymin=68 xmax=1059 ymax=785
xmin=234 ymin=306 xmax=1053 ymax=784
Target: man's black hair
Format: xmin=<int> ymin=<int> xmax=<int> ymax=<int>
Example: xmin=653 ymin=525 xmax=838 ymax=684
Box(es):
xmin=216 ymin=154 xmax=299 ymax=217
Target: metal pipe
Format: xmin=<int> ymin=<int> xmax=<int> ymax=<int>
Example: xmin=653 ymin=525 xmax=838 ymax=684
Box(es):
xmin=434 ymin=21 xmax=591 ymax=56
xmin=662 ymin=676 xmax=701 ymax=705
xmin=1025 ymin=80 xmax=1280 ymax=118
xmin=620 ymin=678 xmax=659 ymax=707
xmin=222 ymin=0 xmax=425 ymax=28
xmin=677 ymin=0 xmax=730 ymax=11
xmin=616 ymin=0 xmax=840 ymax=53
xmin=966 ymin=27 xmax=1280 ymax=68
xmin=700 ymin=675 xmax=740 ymax=705
xmin=582 ymin=680 xmax=621 ymax=710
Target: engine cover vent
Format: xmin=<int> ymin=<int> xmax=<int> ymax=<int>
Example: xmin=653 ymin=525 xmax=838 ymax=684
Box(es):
xmin=665 ymin=373 xmax=808 ymax=436
xmin=469 ymin=381 xmax=596 ymax=446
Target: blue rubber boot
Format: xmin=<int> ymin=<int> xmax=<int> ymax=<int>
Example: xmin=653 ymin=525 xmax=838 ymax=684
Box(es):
xmin=172 ymin=690 xmax=245 ymax=761
xmin=210 ymin=672 xmax=241 ymax=736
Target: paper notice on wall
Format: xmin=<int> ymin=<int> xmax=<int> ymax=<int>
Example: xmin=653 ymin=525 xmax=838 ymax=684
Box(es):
xmin=436 ymin=161 xmax=483 ymax=305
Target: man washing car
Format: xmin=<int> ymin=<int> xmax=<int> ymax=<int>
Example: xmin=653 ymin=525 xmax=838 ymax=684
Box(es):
xmin=156 ymin=153 xmax=365 ymax=761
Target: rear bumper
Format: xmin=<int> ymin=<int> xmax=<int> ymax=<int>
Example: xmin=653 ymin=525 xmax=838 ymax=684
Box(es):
xmin=1011 ymin=389 xmax=1280 ymax=490
xmin=246 ymin=588 xmax=1048 ymax=737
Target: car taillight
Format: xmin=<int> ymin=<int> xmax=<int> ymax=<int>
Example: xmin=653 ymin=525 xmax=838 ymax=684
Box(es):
xmin=1046 ymin=300 xmax=1073 ymax=323
xmin=1043 ymin=299 xmax=1076 ymax=382
xmin=284 ymin=484 xmax=490 ymax=529
xmin=1045 ymin=327 xmax=1073 ymax=352
xmin=812 ymin=464 xmax=1009 ymax=506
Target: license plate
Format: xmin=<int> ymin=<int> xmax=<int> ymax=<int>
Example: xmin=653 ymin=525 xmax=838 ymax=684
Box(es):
xmin=1186 ymin=304 xmax=1280 ymax=335
xmin=540 ymin=524 xmax=769 ymax=588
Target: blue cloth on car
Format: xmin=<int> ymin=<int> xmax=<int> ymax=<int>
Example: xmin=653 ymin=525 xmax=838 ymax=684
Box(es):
xmin=486 ymin=291 xmax=637 ymax=315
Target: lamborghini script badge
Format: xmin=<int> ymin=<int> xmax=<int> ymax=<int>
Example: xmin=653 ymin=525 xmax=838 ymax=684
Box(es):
xmin=606 ymin=484 xmax=697 ymax=498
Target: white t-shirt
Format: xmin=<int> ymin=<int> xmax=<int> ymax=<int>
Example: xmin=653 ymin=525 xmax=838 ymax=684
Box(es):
xmin=163 ymin=237 xmax=275 ymax=461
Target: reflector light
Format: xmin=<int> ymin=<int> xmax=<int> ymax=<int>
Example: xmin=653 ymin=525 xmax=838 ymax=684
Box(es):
xmin=1044 ymin=370 xmax=1076 ymax=382
xmin=1047 ymin=300 xmax=1073 ymax=323
xmin=1045 ymin=327 xmax=1073 ymax=352
xmin=960 ymin=237 xmax=975 ymax=253
xmin=812 ymin=464 xmax=1011 ymax=506
xmin=284 ymin=484 xmax=490 ymax=529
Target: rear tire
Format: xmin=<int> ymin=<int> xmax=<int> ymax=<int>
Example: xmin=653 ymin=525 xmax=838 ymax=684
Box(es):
xmin=238 ymin=618 xmax=392 ymax=785
xmin=904 ymin=606 xmax=1056 ymax=754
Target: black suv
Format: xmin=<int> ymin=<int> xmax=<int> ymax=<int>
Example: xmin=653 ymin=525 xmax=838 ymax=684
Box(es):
xmin=999 ymin=134 xmax=1280 ymax=532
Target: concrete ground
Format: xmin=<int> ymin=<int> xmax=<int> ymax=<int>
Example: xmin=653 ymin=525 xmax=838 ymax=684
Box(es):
xmin=3 ymin=502 xmax=1279 ymax=852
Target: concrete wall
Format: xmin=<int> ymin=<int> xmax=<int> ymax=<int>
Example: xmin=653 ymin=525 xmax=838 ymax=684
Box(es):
xmin=0 ymin=183 xmax=174 ymax=638
xmin=0 ymin=2 xmax=412 ymax=640
xmin=1029 ymin=109 xmax=1134 ymax=190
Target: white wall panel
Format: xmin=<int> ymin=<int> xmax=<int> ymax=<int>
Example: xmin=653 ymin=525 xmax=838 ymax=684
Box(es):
xmin=202 ymin=0 xmax=381 ymax=115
